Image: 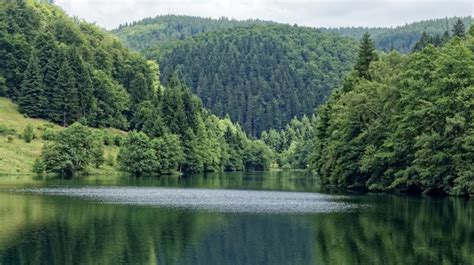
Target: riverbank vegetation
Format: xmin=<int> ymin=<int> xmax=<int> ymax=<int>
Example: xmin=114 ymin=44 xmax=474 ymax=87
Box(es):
xmin=0 ymin=1 xmax=272 ymax=176
xmin=309 ymin=24 xmax=474 ymax=196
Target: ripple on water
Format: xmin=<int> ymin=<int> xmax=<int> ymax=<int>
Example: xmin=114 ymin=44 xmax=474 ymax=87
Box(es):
xmin=15 ymin=187 xmax=358 ymax=214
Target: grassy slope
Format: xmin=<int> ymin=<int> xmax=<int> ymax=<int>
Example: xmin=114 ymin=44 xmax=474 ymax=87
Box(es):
xmin=0 ymin=97 xmax=121 ymax=175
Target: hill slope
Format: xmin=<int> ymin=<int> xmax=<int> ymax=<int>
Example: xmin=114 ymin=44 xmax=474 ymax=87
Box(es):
xmin=325 ymin=16 xmax=473 ymax=53
xmin=1 ymin=1 xmax=274 ymax=175
xmin=0 ymin=0 xmax=157 ymax=129
xmin=0 ymin=98 xmax=121 ymax=175
xmin=112 ymin=15 xmax=274 ymax=51
xmin=148 ymin=25 xmax=357 ymax=136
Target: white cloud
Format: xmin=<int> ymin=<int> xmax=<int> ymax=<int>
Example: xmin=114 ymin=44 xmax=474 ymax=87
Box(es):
xmin=55 ymin=0 xmax=473 ymax=30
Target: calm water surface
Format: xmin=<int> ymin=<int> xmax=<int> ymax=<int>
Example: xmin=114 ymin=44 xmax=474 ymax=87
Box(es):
xmin=0 ymin=172 xmax=472 ymax=264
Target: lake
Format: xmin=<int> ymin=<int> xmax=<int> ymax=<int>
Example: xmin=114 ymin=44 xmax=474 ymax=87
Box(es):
xmin=0 ymin=172 xmax=472 ymax=264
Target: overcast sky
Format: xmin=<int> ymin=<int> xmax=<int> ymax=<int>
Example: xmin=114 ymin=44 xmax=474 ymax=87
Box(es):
xmin=55 ymin=0 xmax=473 ymax=30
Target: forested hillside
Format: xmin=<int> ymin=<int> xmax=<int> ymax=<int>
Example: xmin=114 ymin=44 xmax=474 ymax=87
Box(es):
xmin=148 ymin=25 xmax=357 ymax=136
xmin=308 ymin=27 xmax=474 ymax=196
xmin=0 ymin=1 xmax=272 ymax=176
xmin=0 ymin=0 xmax=157 ymax=129
xmin=325 ymin=16 xmax=472 ymax=53
xmin=112 ymin=15 xmax=273 ymax=51
xmin=114 ymin=16 xmax=473 ymax=137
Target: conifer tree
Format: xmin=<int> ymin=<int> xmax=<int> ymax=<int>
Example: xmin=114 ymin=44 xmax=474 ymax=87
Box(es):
xmin=452 ymin=19 xmax=466 ymax=38
xmin=18 ymin=52 xmax=46 ymax=118
xmin=56 ymin=59 xmax=79 ymax=126
xmin=413 ymin=32 xmax=432 ymax=52
xmin=43 ymin=49 xmax=62 ymax=122
xmin=67 ymin=47 xmax=93 ymax=118
xmin=441 ymin=30 xmax=450 ymax=43
xmin=354 ymin=32 xmax=377 ymax=80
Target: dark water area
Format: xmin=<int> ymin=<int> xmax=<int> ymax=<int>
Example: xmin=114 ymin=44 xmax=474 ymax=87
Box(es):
xmin=0 ymin=172 xmax=472 ymax=264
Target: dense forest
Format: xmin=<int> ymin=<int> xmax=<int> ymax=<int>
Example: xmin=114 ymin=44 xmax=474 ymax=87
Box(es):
xmin=0 ymin=0 xmax=272 ymax=176
xmin=114 ymin=15 xmax=473 ymax=137
xmin=306 ymin=25 xmax=474 ymax=196
xmin=146 ymin=25 xmax=357 ymax=136
xmin=112 ymin=15 xmax=273 ymax=51
xmin=115 ymin=15 xmax=472 ymax=54
xmin=325 ymin=16 xmax=473 ymax=53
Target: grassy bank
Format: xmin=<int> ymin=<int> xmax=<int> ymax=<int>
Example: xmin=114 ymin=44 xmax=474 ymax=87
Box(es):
xmin=0 ymin=98 xmax=122 ymax=175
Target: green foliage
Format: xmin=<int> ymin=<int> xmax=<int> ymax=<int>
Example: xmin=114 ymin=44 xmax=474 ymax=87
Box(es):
xmin=152 ymin=134 xmax=184 ymax=173
xmin=113 ymin=15 xmax=274 ymax=51
xmin=452 ymin=19 xmax=466 ymax=38
xmin=41 ymin=128 xmax=57 ymax=140
xmin=117 ymin=131 xmax=159 ymax=176
xmin=355 ymin=33 xmax=378 ymax=80
xmin=32 ymin=158 xmax=45 ymax=175
xmin=243 ymin=141 xmax=273 ymax=171
xmin=151 ymin=25 xmax=357 ymax=136
xmin=41 ymin=123 xmax=102 ymax=177
xmin=18 ymin=51 xmax=46 ymax=118
xmin=0 ymin=124 xmax=16 ymax=136
xmin=412 ymin=31 xmax=449 ymax=52
xmin=325 ymin=16 xmax=472 ymax=53
xmin=22 ymin=124 xmax=35 ymax=143
xmin=261 ymin=116 xmax=316 ymax=169
xmin=91 ymin=142 xmax=105 ymax=168
xmin=106 ymin=154 xmax=115 ymax=166
xmin=308 ymin=36 xmax=474 ymax=196
xmin=0 ymin=1 xmax=156 ymax=128
xmin=1 ymin=2 xmax=283 ymax=177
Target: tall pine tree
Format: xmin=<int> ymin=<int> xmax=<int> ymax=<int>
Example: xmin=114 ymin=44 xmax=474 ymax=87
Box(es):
xmin=18 ymin=51 xmax=46 ymax=118
xmin=354 ymin=32 xmax=378 ymax=80
xmin=452 ymin=19 xmax=466 ymax=38
xmin=56 ymin=57 xmax=79 ymax=126
xmin=43 ymin=48 xmax=63 ymax=123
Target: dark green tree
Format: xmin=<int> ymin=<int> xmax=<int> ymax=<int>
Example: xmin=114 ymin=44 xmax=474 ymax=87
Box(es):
xmin=354 ymin=32 xmax=378 ymax=80
xmin=152 ymin=134 xmax=184 ymax=173
xmin=452 ymin=18 xmax=466 ymax=38
xmin=18 ymin=51 xmax=46 ymax=118
xmin=55 ymin=57 xmax=79 ymax=126
xmin=413 ymin=32 xmax=432 ymax=52
xmin=118 ymin=131 xmax=159 ymax=176
xmin=41 ymin=123 xmax=101 ymax=177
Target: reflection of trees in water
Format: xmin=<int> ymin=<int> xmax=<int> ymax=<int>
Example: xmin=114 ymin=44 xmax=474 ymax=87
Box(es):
xmin=0 ymin=195 xmax=220 ymax=264
xmin=0 ymin=192 xmax=473 ymax=264
xmin=0 ymin=193 xmax=316 ymax=265
xmin=180 ymin=216 xmax=315 ymax=265
xmin=312 ymin=196 xmax=474 ymax=264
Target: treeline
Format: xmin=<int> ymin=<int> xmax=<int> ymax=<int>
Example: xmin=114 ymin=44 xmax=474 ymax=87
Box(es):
xmin=261 ymin=116 xmax=315 ymax=170
xmin=0 ymin=0 xmax=156 ymax=129
xmin=307 ymin=25 xmax=474 ymax=196
xmin=113 ymin=15 xmax=274 ymax=51
xmin=149 ymin=25 xmax=357 ymax=136
xmin=325 ymin=16 xmax=472 ymax=53
xmin=2 ymin=1 xmax=272 ymax=177
xmin=412 ymin=19 xmax=467 ymax=52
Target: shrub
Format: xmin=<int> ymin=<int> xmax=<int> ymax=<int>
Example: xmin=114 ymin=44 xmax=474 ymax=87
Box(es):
xmin=0 ymin=124 xmax=15 ymax=136
xmin=114 ymin=135 xmax=123 ymax=146
xmin=106 ymin=154 xmax=115 ymax=166
xmin=32 ymin=158 xmax=46 ymax=175
xmin=41 ymin=123 xmax=102 ymax=177
xmin=7 ymin=135 xmax=14 ymax=143
xmin=41 ymin=128 xmax=57 ymax=141
xmin=103 ymin=133 xmax=113 ymax=146
xmin=23 ymin=124 xmax=35 ymax=143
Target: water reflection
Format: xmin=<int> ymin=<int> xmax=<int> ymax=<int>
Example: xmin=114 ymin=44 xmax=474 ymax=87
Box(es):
xmin=0 ymin=173 xmax=472 ymax=264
